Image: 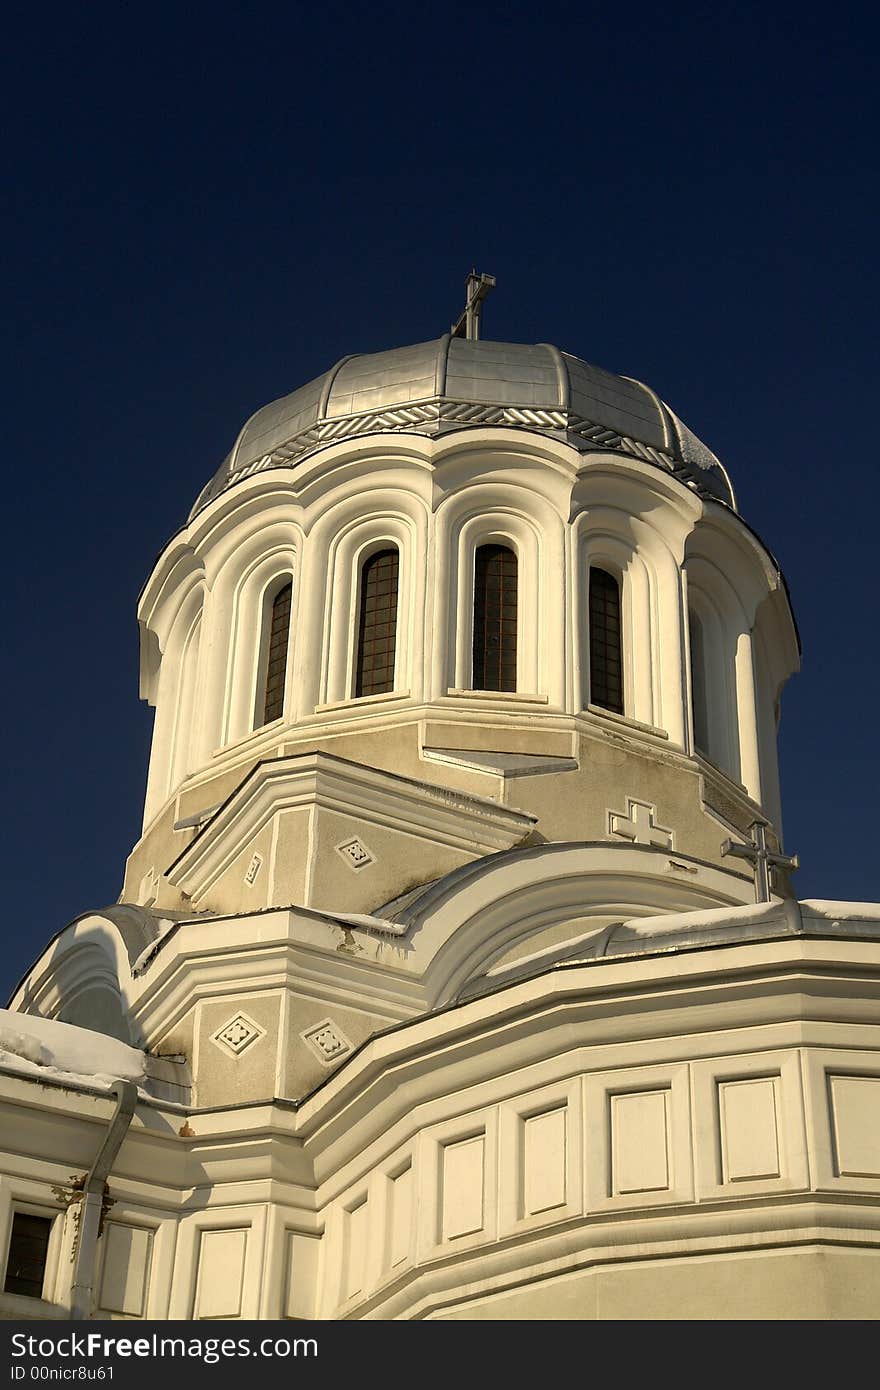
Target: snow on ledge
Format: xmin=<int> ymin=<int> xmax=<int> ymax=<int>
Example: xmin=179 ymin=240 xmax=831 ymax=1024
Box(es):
xmin=607 ymin=897 xmax=880 ymax=957
xmin=0 ymin=1008 xmax=146 ymax=1087
xmin=615 ymin=900 xmax=792 ymax=941
xmin=800 ymin=899 xmax=880 ymax=921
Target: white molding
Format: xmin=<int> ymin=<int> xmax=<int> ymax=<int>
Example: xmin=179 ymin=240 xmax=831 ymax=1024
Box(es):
xmin=445 ymin=687 xmax=548 ymax=704
xmin=423 ymin=747 xmax=578 ymax=780
xmin=584 ymin=1062 xmax=694 ymax=1212
xmin=315 ymin=690 xmax=412 ymax=715
xmin=583 ymin=703 xmax=669 ymax=739
xmin=3 ymin=934 xmax=880 ymax=1320
xmin=416 ymin=1110 xmax=500 ymax=1261
xmin=165 ymin=752 xmax=536 ymax=905
xmin=802 ymin=1048 xmax=880 ymax=1195
xmin=691 ymin=1049 xmax=809 ymax=1198
xmin=498 ymin=1077 xmax=583 ymax=1237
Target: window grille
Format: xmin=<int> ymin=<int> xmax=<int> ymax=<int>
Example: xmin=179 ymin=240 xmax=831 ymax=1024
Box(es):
xmin=261 ymin=580 xmax=292 ymax=725
xmin=355 ymin=548 xmax=399 ymax=698
xmin=589 ymin=568 xmax=623 ymax=714
xmin=3 ymin=1212 xmax=52 ymax=1299
xmin=472 ymin=544 xmax=518 ymax=693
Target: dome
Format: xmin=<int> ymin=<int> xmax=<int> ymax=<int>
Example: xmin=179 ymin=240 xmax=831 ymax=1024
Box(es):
xmin=192 ymin=336 xmax=735 ymax=516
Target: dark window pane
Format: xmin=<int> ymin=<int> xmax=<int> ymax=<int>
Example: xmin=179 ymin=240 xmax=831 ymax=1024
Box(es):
xmin=356 ymin=549 xmax=399 ymax=697
xmin=589 ymin=568 xmax=623 ymax=714
xmin=261 ymin=580 xmax=292 ymax=725
xmin=4 ymin=1213 xmax=52 ymax=1299
xmin=473 ymin=545 xmax=518 ymax=693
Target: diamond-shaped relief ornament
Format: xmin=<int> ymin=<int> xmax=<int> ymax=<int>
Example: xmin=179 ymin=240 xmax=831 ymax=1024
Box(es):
xmin=210 ymin=1011 xmax=266 ymax=1058
xmin=335 ymin=837 xmax=375 ymax=871
xmin=244 ymin=852 xmax=263 ymax=885
xmin=301 ymin=1018 xmax=354 ymax=1066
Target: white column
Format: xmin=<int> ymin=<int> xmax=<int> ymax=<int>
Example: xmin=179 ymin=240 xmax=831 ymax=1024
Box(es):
xmin=681 ymin=567 xmax=696 ymax=753
xmin=735 ymin=628 xmax=763 ymax=803
xmin=655 ymin=545 xmax=688 ymax=749
xmin=168 ymin=615 xmax=201 ymax=791
xmin=295 ymin=533 xmax=333 ymax=712
xmin=192 ymin=582 xmax=229 ymax=763
xmin=142 ymin=645 xmax=176 ymax=828
xmin=754 ymin=632 xmax=783 ymax=828
xmin=628 ymin=557 xmax=656 ymax=726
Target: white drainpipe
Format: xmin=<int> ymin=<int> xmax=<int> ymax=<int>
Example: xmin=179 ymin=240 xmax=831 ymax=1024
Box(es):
xmin=69 ymin=1079 xmax=138 ymax=1320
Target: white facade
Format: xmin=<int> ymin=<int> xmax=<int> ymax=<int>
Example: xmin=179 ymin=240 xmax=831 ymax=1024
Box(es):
xmin=3 ymin=334 xmax=879 ymax=1320
xmin=138 ymin=432 xmax=790 ymax=831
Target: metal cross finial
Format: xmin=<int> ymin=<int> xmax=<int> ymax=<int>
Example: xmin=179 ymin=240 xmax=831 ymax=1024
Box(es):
xmin=721 ymin=819 xmax=799 ymax=903
xmin=451 ymin=269 xmax=496 ymax=341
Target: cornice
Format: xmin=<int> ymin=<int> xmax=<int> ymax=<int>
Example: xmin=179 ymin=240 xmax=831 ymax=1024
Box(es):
xmin=365 ymin=1203 xmax=880 ymax=1321
xmin=128 ymin=919 xmax=427 ymax=1040
xmin=191 ymin=397 xmax=731 ymax=520
xmin=165 ymin=750 xmax=536 ymax=904
xmin=295 ymin=936 xmax=880 ymax=1165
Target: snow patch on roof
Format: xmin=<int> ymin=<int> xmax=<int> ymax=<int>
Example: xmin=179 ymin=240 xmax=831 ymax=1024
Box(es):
xmin=0 ymin=1008 xmax=146 ymax=1086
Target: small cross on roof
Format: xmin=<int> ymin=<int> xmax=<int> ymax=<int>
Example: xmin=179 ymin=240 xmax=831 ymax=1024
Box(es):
xmin=721 ymin=819 xmax=798 ymax=903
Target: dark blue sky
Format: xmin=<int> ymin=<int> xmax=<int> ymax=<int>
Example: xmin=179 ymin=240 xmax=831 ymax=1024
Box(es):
xmin=3 ymin=2 xmax=878 ymax=997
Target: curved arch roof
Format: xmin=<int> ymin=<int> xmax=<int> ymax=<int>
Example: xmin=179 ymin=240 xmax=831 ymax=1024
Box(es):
xmin=192 ymin=336 xmax=735 ymax=516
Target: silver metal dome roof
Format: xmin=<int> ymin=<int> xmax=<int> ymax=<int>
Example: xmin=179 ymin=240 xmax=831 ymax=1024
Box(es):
xmin=192 ymin=336 xmax=735 ymax=515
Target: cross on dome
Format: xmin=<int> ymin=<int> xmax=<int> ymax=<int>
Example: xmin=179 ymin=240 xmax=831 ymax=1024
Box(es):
xmin=451 ymin=269 xmax=496 ymax=341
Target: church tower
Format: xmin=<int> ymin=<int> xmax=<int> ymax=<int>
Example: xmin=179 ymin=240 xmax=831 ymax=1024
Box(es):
xmin=130 ymin=322 xmax=796 ymax=932
xmin=3 ymin=286 xmax=879 ymax=1321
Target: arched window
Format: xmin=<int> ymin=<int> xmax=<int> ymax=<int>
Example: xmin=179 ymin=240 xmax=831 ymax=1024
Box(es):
xmin=589 ymin=567 xmax=623 ymax=714
xmin=260 ymin=580 xmax=292 ymax=725
xmin=688 ymin=607 xmax=710 ymax=757
xmin=472 ymin=543 xmax=518 ymax=692
xmin=355 ymin=547 xmax=399 ymax=697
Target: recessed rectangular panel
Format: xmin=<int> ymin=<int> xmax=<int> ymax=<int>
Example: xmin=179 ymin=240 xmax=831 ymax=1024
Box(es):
xmin=720 ymin=1077 xmax=781 ymax=1182
xmin=387 ymin=1164 xmax=412 ymax=1268
xmin=194 ymin=1229 xmax=247 ymax=1319
xmin=442 ymin=1135 xmax=485 ymax=1240
xmin=98 ymin=1223 xmax=153 ymax=1317
xmin=523 ymin=1107 xmax=567 ymax=1216
xmin=284 ymin=1232 xmax=320 ymax=1320
xmin=611 ymin=1091 xmax=670 ymax=1195
xmin=830 ymin=1075 xmax=880 ymax=1178
xmin=344 ymin=1199 xmax=368 ymax=1300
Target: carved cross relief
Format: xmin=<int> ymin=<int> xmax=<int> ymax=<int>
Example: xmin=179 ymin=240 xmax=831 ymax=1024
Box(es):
xmin=608 ymin=797 xmax=674 ymax=850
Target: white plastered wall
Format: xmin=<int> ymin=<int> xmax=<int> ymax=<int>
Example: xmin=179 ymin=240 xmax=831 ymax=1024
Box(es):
xmin=137 ymin=436 xmax=794 ymax=834
xmin=142 ymin=568 xmax=206 ymax=827
xmin=212 ymin=521 xmax=303 ymax=747
xmin=685 ymin=518 xmax=770 ymax=804
xmin=570 ymin=462 xmax=699 ymax=742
